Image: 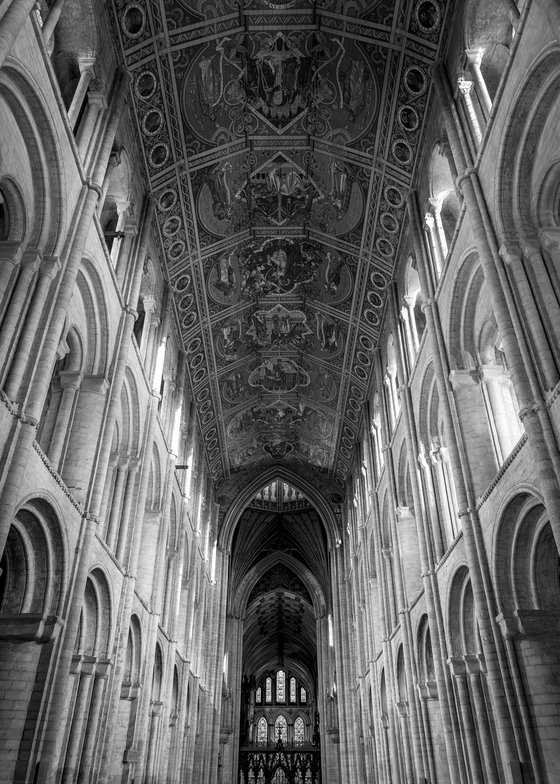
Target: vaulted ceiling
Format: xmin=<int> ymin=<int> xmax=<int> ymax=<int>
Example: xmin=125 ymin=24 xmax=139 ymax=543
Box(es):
xmin=111 ymin=0 xmax=453 ymax=489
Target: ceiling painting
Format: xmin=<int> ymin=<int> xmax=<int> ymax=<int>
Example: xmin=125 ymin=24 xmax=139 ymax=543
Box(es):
xmin=112 ymin=0 xmax=453 ymax=489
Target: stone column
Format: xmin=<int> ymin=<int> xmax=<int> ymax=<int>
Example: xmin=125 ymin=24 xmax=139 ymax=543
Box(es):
xmin=5 ymin=255 xmax=61 ymax=401
xmin=41 ymin=0 xmax=68 ymax=45
xmin=77 ymin=658 xmax=111 ymax=781
xmin=48 ymin=370 xmax=83 ymax=471
xmin=77 ymin=91 xmax=106 ymax=163
xmin=116 ymin=458 xmax=140 ymax=563
xmin=479 ymin=364 xmax=520 ymax=460
xmin=403 ymin=295 xmax=420 ymax=353
xmin=500 ymin=242 xmax=558 ymax=391
xmin=0 ymin=249 xmax=42 ymax=380
xmin=424 ymin=211 xmax=444 ymax=278
xmin=464 ymin=654 xmax=501 ymax=782
xmin=465 ymin=48 xmax=492 ymax=118
xmin=448 ymin=657 xmax=485 ymax=783
xmin=105 ymin=455 xmax=129 ymax=551
xmin=61 ymin=656 xmax=96 ymax=783
xmin=457 ymin=78 xmax=483 ymax=145
xmin=0 ymin=0 xmax=37 ymax=70
xmin=67 ymin=58 xmax=95 ymax=130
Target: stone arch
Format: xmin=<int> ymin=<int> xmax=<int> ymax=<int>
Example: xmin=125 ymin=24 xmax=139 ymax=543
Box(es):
xmin=0 ymin=175 xmax=26 ymax=244
xmin=447 ymin=565 xmax=478 ymax=656
xmin=493 ymin=489 xmax=552 ymax=617
xmin=0 ymin=63 xmax=65 ymax=253
xmin=74 ymin=257 xmax=112 ymax=375
xmin=447 ymin=251 xmax=485 ymax=370
xmin=497 ymin=46 xmax=560 ymax=238
xmin=218 ymin=466 xmax=341 ymax=553
xmin=461 ymin=0 xmax=514 ymax=96
xmin=427 ymin=141 xmax=461 ymax=247
xmin=0 ymin=496 xmax=66 ymax=620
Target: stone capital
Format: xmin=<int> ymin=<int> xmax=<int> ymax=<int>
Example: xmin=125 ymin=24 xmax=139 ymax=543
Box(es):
xmin=449 ymin=368 xmax=480 ymax=390
xmin=0 ymin=240 xmax=23 ymax=266
xmin=465 ymin=47 xmax=485 ymax=67
xmin=39 ymin=254 xmax=61 ymax=279
xmin=447 ymin=655 xmax=467 ymax=678
xmin=59 ymin=370 xmax=83 ymax=390
xmin=457 ymin=77 xmax=473 ymax=96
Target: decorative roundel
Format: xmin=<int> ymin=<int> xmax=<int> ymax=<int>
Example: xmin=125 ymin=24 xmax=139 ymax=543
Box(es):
xmin=356 ymin=350 xmax=371 ymax=367
xmin=365 ymin=309 xmax=381 ymax=327
xmin=335 ymin=475 xmax=345 ymax=488
xmin=158 ymin=188 xmax=178 ymax=212
xmin=179 ymin=294 xmax=193 ymax=311
xmin=347 ymin=408 xmax=359 ymax=423
xmin=380 ymin=212 xmax=399 ymax=234
xmin=168 ymin=240 xmax=186 ymax=260
xmin=376 ymin=237 xmax=394 ymax=257
xmin=342 ymin=435 xmax=353 ymax=449
xmin=174 ymin=274 xmax=190 ymax=292
xmin=330 ymin=492 xmax=343 ymax=505
xmin=351 ymin=384 xmax=365 ymax=400
xmin=201 ymin=412 xmax=214 ymax=426
xmin=343 ymin=425 xmax=355 ymax=439
xmin=135 ymin=70 xmax=157 ymax=101
xmin=368 ymin=290 xmax=383 ymax=309
xmin=352 ymin=366 xmax=367 ymax=381
xmin=371 ymin=271 xmax=388 ymax=289
xmin=398 ymin=105 xmax=420 ymax=132
xmin=187 ymin=336 xmax=202 ymax=353
xmin=182 ymin=312 xmax=196 ymax=329
xmin=348 ymin=397 xmax=361 ymax=411
xmin=193 ymin=367 xmax=206 ymax=383
xmin=340 ymin=446 xmax=351 ymax=460
xmin=415 ymin=0 xmax=441 ymax=32
xmin=142 ymin=108 xmax=164 ymax=136
xmin=122 ymin=3 xmax=146 ymax=39
xmin=404 ymin=65 xmax=427 ymax=97
xmin=149 ymin=143 xmax=169 ymax=169
xmin=385 ymin=185 xmax=404 ymax=207
xmin=209 ymin=448 xmax=220 ymax=460
xmin=359 ymin=334 xmax=374 ymax=352
xmin=207 ymin=438 xmax=218 ymax=451
xmin=392 ymin=139 xmax=413 ymax=166
xmin=189 ymin=353 xmax=204 ymax=368
xmin=199 ymin=399 xmax=212 ymax=414
xmin=197 ymin=387 xmax=210 ymax=402
xmin=163 ymin=216 xmax=181 ymax=237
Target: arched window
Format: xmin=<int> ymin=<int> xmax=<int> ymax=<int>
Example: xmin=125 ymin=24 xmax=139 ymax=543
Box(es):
xmin=276 ymin=669 xmax=285 ymax=702
xmin=289 ymin=677 xmax=296 ymax=703
xmin=265 ymin=676 xmax=272 ymax=703
xmin=300 ymin=687 xmax=307 ymax=703
xmin=257 ymin=716 xmax=268 ymax=744
xmin=255 ymin=686 xmax=262 ymax=703
xmin=294 ymin=716 xmax=305 ymax=744
xmin=274 ymin=714 xmax=287 ymax=743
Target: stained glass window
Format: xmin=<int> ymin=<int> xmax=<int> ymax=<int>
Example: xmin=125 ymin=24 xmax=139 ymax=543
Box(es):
xmin=265 ymin=677 xmax=272 ymax=703
xmin=300 ymin=687 xmax=307 ymax=703
xmin=289 ymin=677 xmax=296 ymax=703
xmin=275 ymin=714 xmax=287 ymax=743
xmin=294 ymin=716 xmax=305 ymax=744
xmin=257 ymin=716 xmax=268 ymax=744
xmin=256 ymin=686 xmax=262 ymax=703
xmin=276 ymin=670 xmax=285 ymax=702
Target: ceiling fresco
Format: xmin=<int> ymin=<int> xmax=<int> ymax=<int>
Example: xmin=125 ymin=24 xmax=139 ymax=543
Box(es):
xmin=111 ymin=0 xmax=453 ymax=489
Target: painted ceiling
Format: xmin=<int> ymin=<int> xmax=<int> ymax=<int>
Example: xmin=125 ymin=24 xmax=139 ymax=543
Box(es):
xmin=111 ymin=0 xmax=452 ymax=490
